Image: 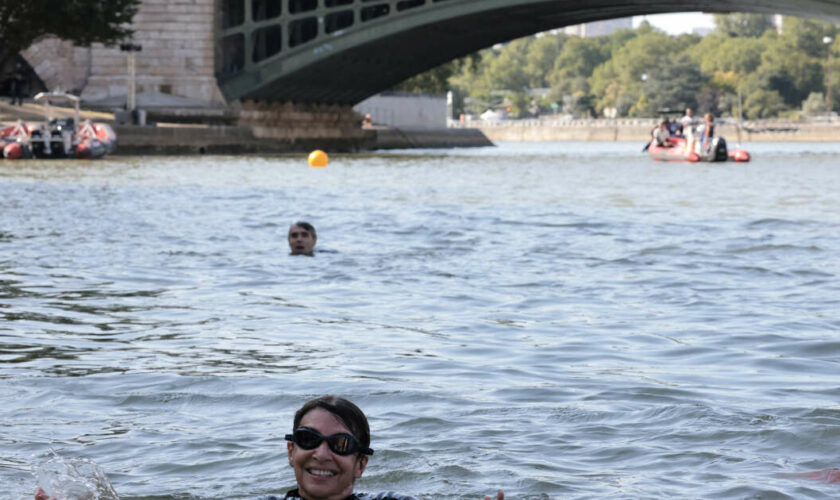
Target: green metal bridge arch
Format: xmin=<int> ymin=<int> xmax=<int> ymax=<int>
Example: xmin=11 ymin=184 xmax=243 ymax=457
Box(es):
xmin=215 ymin=0 xmax=840 ymax=105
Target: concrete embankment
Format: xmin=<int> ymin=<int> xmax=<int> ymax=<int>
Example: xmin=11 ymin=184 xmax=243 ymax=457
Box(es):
xmin=1 ymin=100 xmax=493 ymax=153
xmin=471 ymin=118 xmax=840 ymax=143
xmin=113 ymin=124 xmax=373 ymax=154
xmin=8 ymin=99 xmax=837 ymax=153
xmin=112 ymin=125 xmax=492 ymax=154
xmin=114 ymin=100 xmax=492 ymax=153
xmin=372 ymin=127 xmax=493 ymax=149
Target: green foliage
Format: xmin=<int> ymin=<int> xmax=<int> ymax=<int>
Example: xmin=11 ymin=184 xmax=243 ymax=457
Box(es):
xmin=524 ymin=35 xmax=563 ymax=88
xmin=482 ymin=37 xmax=558 ymax=92
xmin=695 ymin=87 xmax=723 ymax=115
xmin=744 ymin=88 xmax=787 ymax=118
xmin=0 ymin=0 xmax=140 ymax=66
xmin=691 ymin=34 xmax=765 ymax=74
xmin=637 ymin=53 xmax=708 ymax=116
xmin=603 ymin=26 xmax=639 ymax=55
xmin=562 ymin=92 xmax=596 ymax=117
xmin=590 ymin=29 xmax=680 ymax=114
xmin=449 ymin=56 xmax=490 ymax=115
xmin=399 ymin=13 xmax=838 ymax=119
xmin=395 ymin=56 xmax=479 ymax=94
xmin=446 ymin=36 xmax=563 ymax=117
xmin=713 ymin=13 xmax=775 ymax=38
xmin=717 ymin=92 xmax=742 ymax=118
xmin=508 ymin=92 xmax=531 ymax=117
xmin=782 ymin=17 xmax=838 ymax=58
xmin=801 ymin=92 xmax=828 ymax=116
xmin=548 ymin=36 xmax=609 ymax=96
xmin=753 ymin=35 xmax=825 ymax=107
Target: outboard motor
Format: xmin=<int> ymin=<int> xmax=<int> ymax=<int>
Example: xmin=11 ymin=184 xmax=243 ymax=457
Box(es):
xmin=711 ymin=137 xmax=728 ymax=162
xmin=29 ymin=128 xmax=46 ymax=157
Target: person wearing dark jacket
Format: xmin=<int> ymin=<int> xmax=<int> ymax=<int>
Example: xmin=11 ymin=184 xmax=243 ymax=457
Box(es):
xmin=9 ymin=64 xmax=25 ymax=106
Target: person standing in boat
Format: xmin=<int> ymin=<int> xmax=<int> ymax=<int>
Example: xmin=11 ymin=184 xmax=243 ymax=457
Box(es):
xmin=680 ymin=107 xmax=700 ymax=153
xmin=698 ymin=113 xmax=715 ymax=152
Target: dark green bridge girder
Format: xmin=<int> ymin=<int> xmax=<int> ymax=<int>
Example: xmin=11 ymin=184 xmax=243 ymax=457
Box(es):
xmin=216 ymin=0 xmax=840 ymax=105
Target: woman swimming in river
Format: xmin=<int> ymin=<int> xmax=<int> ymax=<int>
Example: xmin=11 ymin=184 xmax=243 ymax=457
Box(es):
xmin=266 ymin=395 xmax=504 ymax=500
xmin=34 ymin=396 xmax=503 ymax=500
xmin=31 ymin=392 xmax=839 ymax=500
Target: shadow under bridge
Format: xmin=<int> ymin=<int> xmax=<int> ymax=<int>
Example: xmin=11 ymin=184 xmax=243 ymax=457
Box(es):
xmin=216 ymin=0 xmax=840 ymax=105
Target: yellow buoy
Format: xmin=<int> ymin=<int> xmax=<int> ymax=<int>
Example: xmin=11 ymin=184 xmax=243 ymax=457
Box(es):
xmin=308 ymin=149 xmax=329 ymax=167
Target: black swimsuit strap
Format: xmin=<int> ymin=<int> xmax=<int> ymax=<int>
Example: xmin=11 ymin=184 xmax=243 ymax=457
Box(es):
xmin=283 ymin=489 xmax=359 ymax=500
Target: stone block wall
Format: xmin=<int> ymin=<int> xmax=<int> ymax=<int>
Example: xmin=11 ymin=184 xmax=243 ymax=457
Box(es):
xmin=21 ymin=39 xmax=91 ymax=95
xmin=239 ymin=101 xmax=367 ymax=141
xmin=22 ymin=0 xmax=225 ymax=106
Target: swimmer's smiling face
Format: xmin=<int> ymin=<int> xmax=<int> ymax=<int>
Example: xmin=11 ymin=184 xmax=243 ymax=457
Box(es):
xmin=288 ymin=224 xmax=316 ymax=256
xmin=288 ymin=407 xmax=368 ymax=500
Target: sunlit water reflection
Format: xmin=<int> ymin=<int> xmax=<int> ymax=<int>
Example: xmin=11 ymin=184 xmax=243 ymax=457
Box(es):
xmin=2 ymin=142 xmax=840 ymax=499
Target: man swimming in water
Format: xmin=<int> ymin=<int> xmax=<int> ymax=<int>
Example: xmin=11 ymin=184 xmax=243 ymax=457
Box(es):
xmin=289 ymin=222 xmax=317 ymax=256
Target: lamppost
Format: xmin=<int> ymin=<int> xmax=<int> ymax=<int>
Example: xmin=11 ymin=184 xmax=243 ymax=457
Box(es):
xmin=119 ymin=42 xmax=143 ymax=114
xmin=824 ymin=36 xmax=833 ymax=114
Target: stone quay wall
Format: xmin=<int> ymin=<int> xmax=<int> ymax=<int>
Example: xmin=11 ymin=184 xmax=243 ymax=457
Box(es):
xmin=22 ymin=0 xmax=224 ymax=106
xmin=109 ymin=124 xmax=493 ymax=154
xmin=463 ymin=118 xmax=840 ymax=143
xmin=238 ymin=101 xmax=369 ymax=142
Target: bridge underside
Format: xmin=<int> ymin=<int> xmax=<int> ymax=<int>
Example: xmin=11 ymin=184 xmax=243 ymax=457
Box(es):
xmin=219 ymin=0 xmax=840 ymax=105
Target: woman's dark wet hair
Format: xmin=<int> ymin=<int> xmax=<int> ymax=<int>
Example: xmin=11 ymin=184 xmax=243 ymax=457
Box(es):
xmin=291 ymin=221 xmax=316 ymax=240
xmin=293 ymin=395 xmax=370 ymax=454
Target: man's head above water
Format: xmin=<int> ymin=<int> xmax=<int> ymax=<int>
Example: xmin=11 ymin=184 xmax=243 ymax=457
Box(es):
xmin=288 ymin=221 xmax=317 ymax=256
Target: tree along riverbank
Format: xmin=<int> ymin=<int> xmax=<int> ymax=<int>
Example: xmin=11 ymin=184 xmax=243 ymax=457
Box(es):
xmin=456 ymin=118 xmax=840 ymax=142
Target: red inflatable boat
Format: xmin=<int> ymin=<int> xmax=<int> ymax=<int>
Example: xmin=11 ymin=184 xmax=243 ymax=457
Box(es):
xmin=1 ymin=92 xmax=117 ymax=160
xmin=647 ymin=136 xmax=750 ymax=163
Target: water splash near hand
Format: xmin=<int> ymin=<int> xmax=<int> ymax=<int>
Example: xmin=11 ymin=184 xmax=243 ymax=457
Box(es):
xmin=34 ymin=454 xmax=119 ymax=500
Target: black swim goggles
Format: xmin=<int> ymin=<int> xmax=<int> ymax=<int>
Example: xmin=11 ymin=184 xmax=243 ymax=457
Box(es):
xmin=285 ymin=426 xmax=374 ymax=456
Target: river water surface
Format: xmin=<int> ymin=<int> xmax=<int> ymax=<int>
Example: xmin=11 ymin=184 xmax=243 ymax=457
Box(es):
xmin=2 ymin=142 xmax=839 ymax=499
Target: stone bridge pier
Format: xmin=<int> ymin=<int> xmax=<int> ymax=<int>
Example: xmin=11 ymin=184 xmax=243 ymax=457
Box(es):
xmin=23 ymin=0 xmax=223 ymax=108
xmin=238 ymin=100 xmax=368 ymax=142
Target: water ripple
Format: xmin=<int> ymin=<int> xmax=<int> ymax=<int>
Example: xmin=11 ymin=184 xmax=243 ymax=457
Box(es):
xmin=2 ymin=143 xmax=840 ymax=499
